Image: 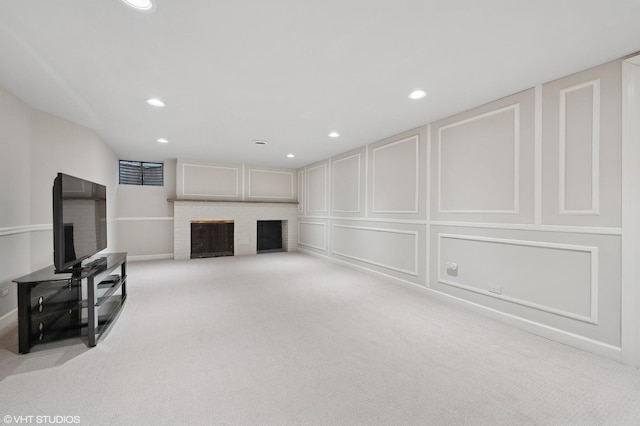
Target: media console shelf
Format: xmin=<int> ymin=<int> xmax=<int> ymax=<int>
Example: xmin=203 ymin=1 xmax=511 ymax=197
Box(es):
xmin=14 ymin=252 xmax=127 ymax=354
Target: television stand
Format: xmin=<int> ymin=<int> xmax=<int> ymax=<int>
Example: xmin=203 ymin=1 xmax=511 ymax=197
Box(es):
xmin=13 ymin=252 xmax=127 ymax=354
xmin=84 ymin=257 xmax=107 ymax=269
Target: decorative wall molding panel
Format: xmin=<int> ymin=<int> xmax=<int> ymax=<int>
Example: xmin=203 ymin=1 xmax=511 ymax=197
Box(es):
xmin=541 ymin=59 xmax=621 ymax=228
xmin=307 ymin=163 xmax=328 ymax=213
xmin=247 ymin=168 xmax=295 ymax=200
xmin=559 ymin=79 xmax=601 ymax=215
xmin=437 ymin=233 xmax=598 ymax=324
xmin=438 ymin=104 xmax=520 ymax=214
xmin=430 ymin=88 xmax=535 ymax=225
xmin=534 ymin=85 xmax=544 ymax=225
xmin=372 ymin=135 xmax=419 ymax=214
xmin=298 ymin=221 xmax=327 ymax=251
xmin=332 ymin=224 xmax=419 ymax=276
xmin=297 ymin=170 xmax=305 ymax=213
xmin=332 ymin=153 xmax=362 ymax=213
xmin=182 ymin=163 xmax=240 ymax=198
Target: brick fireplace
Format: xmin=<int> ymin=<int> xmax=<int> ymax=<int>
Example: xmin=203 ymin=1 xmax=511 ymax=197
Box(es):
xmin=173 ymin=200 xmax=298 ymax=260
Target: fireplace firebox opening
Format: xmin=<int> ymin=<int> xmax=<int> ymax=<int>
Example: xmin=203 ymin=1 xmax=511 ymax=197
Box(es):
xmin=191 ymin=220 xmax=234 ymax=259
xmin=257 ymin=220 xmax=285 ymax=254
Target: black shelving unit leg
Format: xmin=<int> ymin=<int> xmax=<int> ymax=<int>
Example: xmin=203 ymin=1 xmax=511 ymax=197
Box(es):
xmin=18 ymin=285 xmax=32 ymax=354
xmin=87 ymin=276 xmax=97 ymax=347
xmin=72 ymin=277 xmax=82 ymax=329
xmin=121 ymin=261 xmax=127 ymax=301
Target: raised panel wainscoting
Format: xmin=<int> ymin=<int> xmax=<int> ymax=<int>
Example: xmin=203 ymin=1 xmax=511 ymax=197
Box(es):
xmin=298 ymin=56 xmax=631 ymax=363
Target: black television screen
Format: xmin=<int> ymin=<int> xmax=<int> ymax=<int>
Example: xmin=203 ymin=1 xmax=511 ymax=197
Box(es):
xmin=53 ymin=173 xmax=107 ymax=272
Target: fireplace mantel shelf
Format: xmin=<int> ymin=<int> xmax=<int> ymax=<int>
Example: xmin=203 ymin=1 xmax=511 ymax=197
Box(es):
xmin=168 ymin=199 xmax=298 ymax=205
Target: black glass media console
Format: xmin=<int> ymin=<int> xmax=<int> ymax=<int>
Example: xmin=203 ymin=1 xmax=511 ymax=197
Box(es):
xmin=13 ymin=252 xmax=127 ymax=354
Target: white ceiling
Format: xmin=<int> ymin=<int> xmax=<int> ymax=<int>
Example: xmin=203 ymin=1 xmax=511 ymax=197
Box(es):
xmin=1 ymin=1 xmax=639 ymax=169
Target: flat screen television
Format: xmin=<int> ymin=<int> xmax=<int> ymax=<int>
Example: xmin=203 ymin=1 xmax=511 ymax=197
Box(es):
xmin=53 ymin=173 xmax=107 ymax=273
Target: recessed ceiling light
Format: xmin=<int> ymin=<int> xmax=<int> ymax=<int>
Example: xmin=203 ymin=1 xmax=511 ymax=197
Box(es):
xmin=253 ymin=140 xmax=268 ymax=145
xmin=328 ymin=132 xmax=340 ymax=138
xmin=287 ymin=154 xmax=295 ymax=158
xmin=122 ymin=0 xmax=154 ymax=11
xmin=408 ymin=90 xmax=428 ymax=100
xmin=156 ymin=138 xmax=168 ymax=144
xmin=146 ymin=98 xmax=165 ymax=107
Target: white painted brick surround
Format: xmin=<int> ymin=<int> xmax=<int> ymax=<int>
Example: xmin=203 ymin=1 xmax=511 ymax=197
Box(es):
xmin=173 ymin=201 xmax=298 ymax=259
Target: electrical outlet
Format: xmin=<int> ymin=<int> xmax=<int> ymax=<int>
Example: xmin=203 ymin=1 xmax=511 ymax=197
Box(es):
xmin=489 ymin=286 xmax=502 ymax=295
xmin=0 ymin=287 xmax=9 ymax=297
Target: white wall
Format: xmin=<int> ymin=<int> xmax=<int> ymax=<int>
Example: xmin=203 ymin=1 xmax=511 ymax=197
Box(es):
xmin=298 ymin=58 xmax=624 ymax=360
xmin=116 ymin=160 xmax=176 ymax=260
xmin=0 ymin=86 xmax=32 ymax=323
xmin=29 ymin=109 xmax=119 ymax=270
xmin=0 ymin=85 xmax=119 ymax=323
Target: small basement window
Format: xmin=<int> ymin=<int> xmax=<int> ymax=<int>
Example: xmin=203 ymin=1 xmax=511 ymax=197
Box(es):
xmin=119 ymin=160 xmax=164 ymax=186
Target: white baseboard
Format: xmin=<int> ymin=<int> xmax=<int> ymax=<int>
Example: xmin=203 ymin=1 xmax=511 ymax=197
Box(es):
xmin=127 ymin=254 xmax=174 ymax=262
xmin=0 ymin=308 xmax=17 ymax=333
xmin=423 ymin=288 xmax=621 ymax=362
xmin=296 ymin=248 xmax=622 ymax=362
xmin=298 ymin=247 xmax=422 ymax=288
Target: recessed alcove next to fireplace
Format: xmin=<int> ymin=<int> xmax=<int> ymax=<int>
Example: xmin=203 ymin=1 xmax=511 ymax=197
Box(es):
xmin=172 ymin=200 xmax=298 ymax=260
xmin=257 ymin=220 xmax=287 ymax=254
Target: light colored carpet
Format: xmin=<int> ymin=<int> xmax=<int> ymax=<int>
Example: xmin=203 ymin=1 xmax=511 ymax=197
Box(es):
xmin=1 ymin=252 xmax=639 ymax=425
